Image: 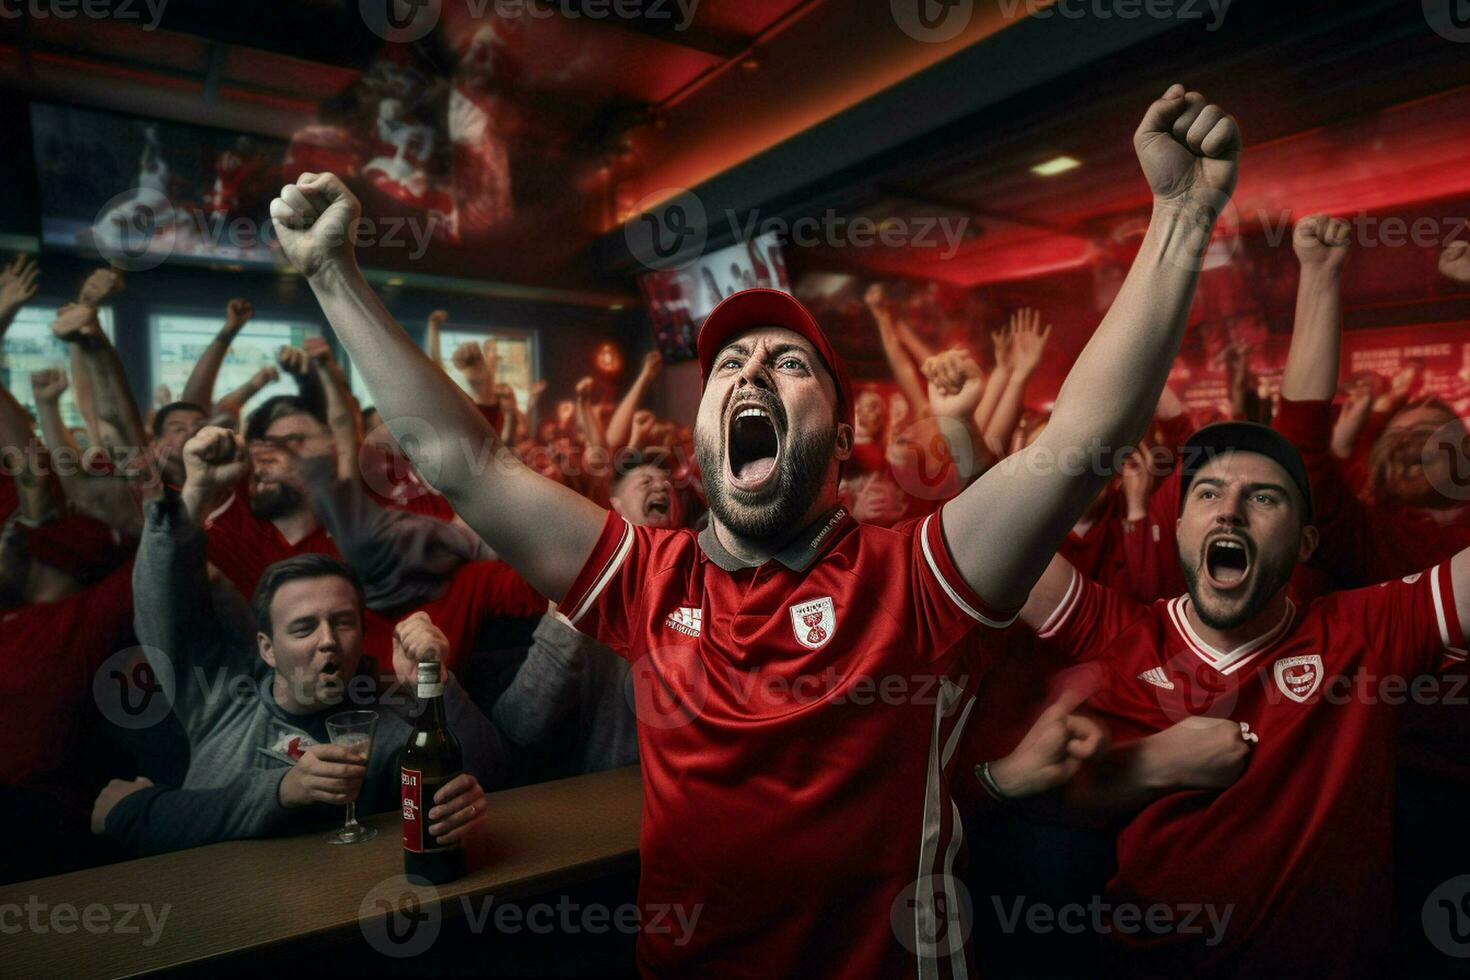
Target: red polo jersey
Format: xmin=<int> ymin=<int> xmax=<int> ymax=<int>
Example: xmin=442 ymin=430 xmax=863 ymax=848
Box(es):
xmin=560 ymin=505 xmax=1015 ymax=979
xmin=202 ymin=490 xmax=338 ymax=598
xmin=1041 ymin=564 xmax=1468 ymax=979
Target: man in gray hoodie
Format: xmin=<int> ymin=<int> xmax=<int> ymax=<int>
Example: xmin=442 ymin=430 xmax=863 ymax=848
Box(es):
xmin=94 ymin=426 xmax=508 ymax=855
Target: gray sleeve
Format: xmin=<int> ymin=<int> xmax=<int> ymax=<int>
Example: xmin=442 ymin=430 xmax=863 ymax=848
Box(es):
xmin=133 ymin=497 xmax=255 ymax=733
xmin=491 ymin=613 xmax=588 ymax=749
xmin=379 ymin=674 xmax=511 ymax=792
xmin=303 ymin=456 xmax=492 ymax=611
xmin=103 ymin=769 xmax=299 ymax=856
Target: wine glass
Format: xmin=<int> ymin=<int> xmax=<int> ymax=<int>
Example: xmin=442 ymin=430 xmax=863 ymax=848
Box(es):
xmin=324 ymin=710 xmax=378 ymax=845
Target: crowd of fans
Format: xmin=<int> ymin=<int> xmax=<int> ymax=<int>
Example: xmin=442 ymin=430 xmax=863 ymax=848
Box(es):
xmin=5 ymin=150 xmax=1470 ymax=975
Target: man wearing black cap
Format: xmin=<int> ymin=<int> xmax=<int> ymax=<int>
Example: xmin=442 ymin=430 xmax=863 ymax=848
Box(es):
xmin=1013 ymin=422 xmax=1470 ymax=978
xmin=274 ymin=84 xmax=1242 ymax=979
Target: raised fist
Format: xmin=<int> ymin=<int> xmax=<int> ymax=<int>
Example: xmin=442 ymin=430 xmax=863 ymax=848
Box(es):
xmin=1293 ymin=215 xmax=1352 ymax=271
xmin=575 ymin=376 xmax=595 ymax=402
xmin=641 ymin=350 xmax=664 ymax=379
xmin=1440 ymin=241 xmax=1470 ymax=285
xmin=0 ymin=255 xmax=38 ymax=312
xmin=252 ymin=365 xmax=280 ymax=387
xmin=78 ymin=268 xmax=124 ymax=306
xmin=29 ymin=368 xmax=68 ymax=403
xmin=50 ymin=303 xmax=104 ymax=345
xmin=630 ymin=409 xmax=657 ymax=447
xmin=923 ymin=348 xmax=984 ymax=419
xmin=1134 ymin=85 xmax=1242 ymax=212
xmin=277 ymin=346 xmax=309 ymax=376
xmin=863 ymin=282 xmax=888 ymax=312
xmin=392 ymin=610 xmax=449 ymax=689
xmin=269 ymin=173 xmax=363 ymax=278
xmin=451 ymin=341 xmax=484 ymax=371
xmin=182 ymin=425 xmax=248 ymax=498
xmin=303 ymin=336 xmax=335 ymax=367
xmin=428 ymin=310 xmax=450 ymax=330
xmin=225 ymin=299 xmax=254 ymax=331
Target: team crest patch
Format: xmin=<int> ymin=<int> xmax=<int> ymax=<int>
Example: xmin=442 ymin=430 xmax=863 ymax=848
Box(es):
xmin=1273 ymin=654 xmax=1323 ymax=703
xmin=789 ymin=597 xmax=837 ymax=651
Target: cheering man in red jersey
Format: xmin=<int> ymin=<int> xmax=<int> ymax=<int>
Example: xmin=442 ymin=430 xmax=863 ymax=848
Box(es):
xmin=1013 ymin=420 xmax=1470 ymax=979
xmin=272 ymin=84 xmax=1241 ymax=979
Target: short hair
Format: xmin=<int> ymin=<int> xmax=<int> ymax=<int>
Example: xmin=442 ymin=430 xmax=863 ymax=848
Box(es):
xmin=251 ymin=553 xmax=365 ymax=635
xmin=245 ymin=395 xmax=324 ymax=442
xmin=152 ymin=401 xmax=206 ymax=439
xmin=611 ymin=450 xmax=671 ymax=494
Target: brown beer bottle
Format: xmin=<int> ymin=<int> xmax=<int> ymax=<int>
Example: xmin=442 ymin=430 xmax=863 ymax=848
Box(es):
xmin=400 ymin=659 xmax=467 ymax=885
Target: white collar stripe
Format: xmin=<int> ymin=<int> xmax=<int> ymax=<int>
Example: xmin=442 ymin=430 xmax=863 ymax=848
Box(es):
xmin=1167 ymin=595 xmax=1296 ymax=676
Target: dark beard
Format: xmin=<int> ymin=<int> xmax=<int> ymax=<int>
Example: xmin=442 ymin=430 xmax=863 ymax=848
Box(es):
xmin=697 ymin=419 xmax=836 ymax=545
xmin=1178 ymin=547 xmax=1295 ymax=631
xmin=249 ymin=482 xmax=305 ymax=521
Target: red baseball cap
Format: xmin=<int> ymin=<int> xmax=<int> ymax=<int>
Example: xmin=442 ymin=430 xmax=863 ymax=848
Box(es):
xmin=697 ymin=288 xmax=853 ymax=428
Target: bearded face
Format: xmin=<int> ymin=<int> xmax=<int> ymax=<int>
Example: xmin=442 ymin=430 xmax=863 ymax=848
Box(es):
xmin=694 ymin=327 xmax=849 ymax=547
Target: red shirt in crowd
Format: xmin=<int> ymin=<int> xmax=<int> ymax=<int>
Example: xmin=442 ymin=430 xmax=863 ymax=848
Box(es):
xmin=202 ymin=490 xmax=338 ymax=598
xmin=559 ymin=505 xmax=1013 ymax=980
xmin=0 ymin=562 xmax=134 ymax=833
xmin=1041 ymin=562 xmax=1467 ymax=979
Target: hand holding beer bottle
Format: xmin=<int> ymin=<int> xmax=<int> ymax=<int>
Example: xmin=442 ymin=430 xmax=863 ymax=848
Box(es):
xmin=396 ymin=612 xmax=486 ymax=884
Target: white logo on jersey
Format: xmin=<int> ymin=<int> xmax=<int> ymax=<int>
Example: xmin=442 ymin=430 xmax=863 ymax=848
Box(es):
xmin=1402 ymin=572 xmax=1424 ymax=585
xmin=1138 ymin=666 xmax=1175 ymax=690
xmin=789 ymin=596 xmax=836 ymax=651
xmin=1273 ymin=654 xmax=1324 ymax=703
xmin=664 ymin=607 xmax=702 ymax=637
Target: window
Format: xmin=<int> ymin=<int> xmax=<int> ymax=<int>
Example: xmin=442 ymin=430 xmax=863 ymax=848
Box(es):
xmin=349 ymin=325 xmax=537 ymax=416
xmin=1 ymin=304 xmax=116 ymax=432
xmin=152 ymin=313 xmax=322 ymax=423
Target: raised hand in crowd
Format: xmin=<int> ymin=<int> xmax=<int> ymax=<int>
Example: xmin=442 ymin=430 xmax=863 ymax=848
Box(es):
xmin=182 ymin=298 xmax=254 ymax=410
xmin=180 ymin=425 xmax=248 ymax=521
xmin=427 ymin=309 xmax=449 ymax=365
xmin=0 ymin=254 xmax=39 ymax=336
xmin=1440 ymin=240 xmax=1470 ymax=284
xmin=984 ymin=308 xmax=1052 ymax=456
xmin=77 ymin=268 xmax=123 ymax=307
xmin=1119 ymin=447 xmax=1154 ymax=522
xmin=866 ymin=282 xmax=932 ymax=423
xmin=604 ymin=350 xmax=663 ymax=451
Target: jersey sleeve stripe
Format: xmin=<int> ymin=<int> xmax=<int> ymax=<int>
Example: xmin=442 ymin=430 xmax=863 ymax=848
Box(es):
xmin=1036 ymin=567 xmax=1081 ymax=640
xmin=919 ymin=512 xmax=1018 ymax=629
xmin=1431 ymin=562 xmax=1468 ymax=660
xmin=565 ymin=517 xmax=634 ymax=627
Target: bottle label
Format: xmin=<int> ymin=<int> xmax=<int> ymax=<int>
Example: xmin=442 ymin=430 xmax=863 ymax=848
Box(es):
xmin=417 ymin=681 xmax=445 ymax=698
xmin=401 ymin=767 xmax=455 ymax=854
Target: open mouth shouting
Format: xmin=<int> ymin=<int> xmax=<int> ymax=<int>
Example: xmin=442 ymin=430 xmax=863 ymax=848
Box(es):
xmin=1203 ymin=533 xmax=1252 ymax=592
xmin=644 ymin=493 xmax=671 ymax=518
xmin=725 ymin=396 xmax=784 ymax=495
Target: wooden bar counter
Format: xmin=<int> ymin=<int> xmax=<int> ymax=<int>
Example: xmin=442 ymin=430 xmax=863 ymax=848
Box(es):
xmin=0 ymin=766 xmax=644 ymax=979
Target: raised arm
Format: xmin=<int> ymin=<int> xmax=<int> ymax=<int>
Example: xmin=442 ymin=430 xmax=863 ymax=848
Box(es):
xmin=605 ymin=350 xmax=662 ymax=452
xmin=213 ymin=365 xmax=278 ymax=421
xmin=182 ymin=299 xmax=253 ymax=410
xmin=1280 ymin=215 xmax=1352 ymax=401
xmin=575 ymin=376 xmax=608 ymax=452
xmin=53 ymin=304 xmax=148 ymax=452
xmin=983 ymin=308 xmax=1050 ymax=458
xmin=0 ymin=255 xmax=39 ymax=338
xmin=427 ymin=309 xmax=447 ymax=366
xmin=866 ymin=285 xmax=930 ymax=420
xmin=304 ymin=336 xmax=363 ymax=481
xmin=270 ymin=174 xmax=605 ymax=601
xmin=30 ymin=368 xmax=79 ymax=455
xmin=945 ymin=86 xmax=1241 ymax=610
